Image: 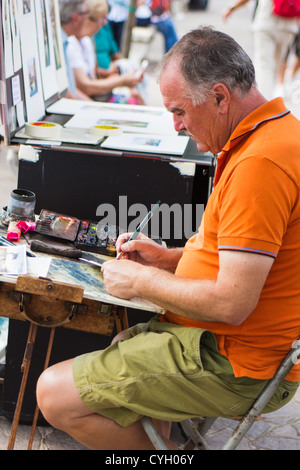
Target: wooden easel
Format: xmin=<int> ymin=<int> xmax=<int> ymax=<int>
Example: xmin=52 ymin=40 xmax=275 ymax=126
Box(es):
xmin=2 ymin=275 xmax=129 ymax=450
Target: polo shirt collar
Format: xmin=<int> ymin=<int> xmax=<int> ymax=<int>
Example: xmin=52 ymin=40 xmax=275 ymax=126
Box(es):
xmin=222 ymin=97 xmax=290 ymax=152
xmin=214 ymin=98 xmax=290 ymax=186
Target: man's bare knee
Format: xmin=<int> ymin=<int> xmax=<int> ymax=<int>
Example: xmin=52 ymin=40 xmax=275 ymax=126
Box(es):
xmin=36 ymin=366 xmax=64 ymax=427
xmin=36 ymin=358 xmax=84 ymax=429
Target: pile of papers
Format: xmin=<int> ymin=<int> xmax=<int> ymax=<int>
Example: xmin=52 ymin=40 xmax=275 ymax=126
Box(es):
xmin=45 ymin=99 xmax=189 ymax=155
xmin=0 ymin=245 xmax=50 ymax=277
xmin=0 ymin=245 xmax=27 ymax=276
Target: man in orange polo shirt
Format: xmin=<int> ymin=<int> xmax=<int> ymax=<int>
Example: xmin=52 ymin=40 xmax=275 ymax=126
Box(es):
xmin=36 ymin=27 xmax=300 ymax=450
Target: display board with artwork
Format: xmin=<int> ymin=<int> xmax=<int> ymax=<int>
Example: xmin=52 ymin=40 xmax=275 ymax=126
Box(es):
xmin=0 ymin=0 xmax=68 ymax=143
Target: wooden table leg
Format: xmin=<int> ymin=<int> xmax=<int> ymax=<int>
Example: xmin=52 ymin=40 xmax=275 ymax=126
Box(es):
xmin=27 ymin=327 xmax=56 ymax=450
xmin=6 ymin=303 xmax=128 ymax=449
xmin=113 ymin=306 xmax=129 ymax=333
xmin=7 ymin=322 xmax=38 ymax=450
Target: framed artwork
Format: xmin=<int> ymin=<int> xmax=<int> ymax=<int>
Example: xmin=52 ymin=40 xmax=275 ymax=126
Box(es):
xmin=17 ymin=0 xmax=45 ymax=122
xmin=35 ymin=0 xmax=60 ymax=102
xmin=9 ymin=0 xmax=22 ymax=73
xmin=0 ymin=0 xmax=69 ymax=142
xmin=48 ymin=0 xmax=68 ymax=95
xmin=0 ymin=1 xmax=9 ymax=142
xmin=2 ymin=0 xmax=14 ymax=78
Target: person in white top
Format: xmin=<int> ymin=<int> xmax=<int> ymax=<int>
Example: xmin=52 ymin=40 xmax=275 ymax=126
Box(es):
xmin=107 ymin=0 xmax=130 ymax=47
xmin=223 ymin=0 xmax=299 ymax=99
xmin=59 ymin=0 xmax=93 ymax=100
xmin=67 ymin=0 xmax=145 ymax=102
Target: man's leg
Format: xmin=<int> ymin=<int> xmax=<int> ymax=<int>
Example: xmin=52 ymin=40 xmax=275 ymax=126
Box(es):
xmin=36 ymin=359 xmax=177 ymax=450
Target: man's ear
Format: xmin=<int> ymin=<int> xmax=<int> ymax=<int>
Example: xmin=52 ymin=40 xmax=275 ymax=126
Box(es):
xmin=212 ymin=83 xmax=230 ymax=114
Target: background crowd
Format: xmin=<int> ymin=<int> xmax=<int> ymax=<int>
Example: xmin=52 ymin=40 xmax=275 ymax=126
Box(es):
xmin=60 ymin=0 xmax=180 ymax=105
xmin=59 ymin=0 xmax=300 ymax=107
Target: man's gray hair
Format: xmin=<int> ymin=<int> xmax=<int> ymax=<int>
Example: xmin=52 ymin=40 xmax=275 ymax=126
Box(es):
xmin=157 ymin=26 xmax=256 ymax=104
xmin=59 ymin=0 xmax=88 ymax=24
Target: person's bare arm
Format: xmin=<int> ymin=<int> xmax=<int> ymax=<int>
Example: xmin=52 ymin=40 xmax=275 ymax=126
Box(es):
xmin=223 ymin=0 xmax=251 ymax=20
xmin=73 ymin=68 xmax=144 ymax=97
xmin=102 ymin=249 xmax=274 ymax=325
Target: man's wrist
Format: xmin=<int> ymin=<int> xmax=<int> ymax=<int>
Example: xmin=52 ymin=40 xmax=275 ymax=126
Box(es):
xmin=159 ymin=247 xmax=183 ymax=271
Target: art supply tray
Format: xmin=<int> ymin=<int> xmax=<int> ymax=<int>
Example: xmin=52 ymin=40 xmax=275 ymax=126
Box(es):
xmin=34 ymin=210 xmax=118 ymax=256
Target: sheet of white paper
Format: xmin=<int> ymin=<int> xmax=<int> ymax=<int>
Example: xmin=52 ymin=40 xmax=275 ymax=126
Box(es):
xmin=47 ymin=98 xmax=166 ymax=116
xmin=11 ymin=75 xmax=22 ymax=105
xmin=47 ymin=100 xmax=176 ymax=135
xmin=26 ymin=139 xmax=61 ymax=146
xmin=0 ymin=245 xmax=27 ymax=275
xmin=15 ymin=126 xmax=102 ymax=145
xmin=101 ymin=133 xmax=189 ymax=156
xmin=46 ymin=97 xmax=84 ymax=115
xmin=27 ymin=256 xmax=51 ymax=277
xmin=65 ymin=107 xmax=176 ymax=136
xmin=16 ymin=101 xmax=25 ymax=127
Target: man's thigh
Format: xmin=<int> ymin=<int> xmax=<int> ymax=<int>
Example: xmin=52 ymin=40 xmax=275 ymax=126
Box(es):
xmin=72 ymin=319 xmax=255 ymax=426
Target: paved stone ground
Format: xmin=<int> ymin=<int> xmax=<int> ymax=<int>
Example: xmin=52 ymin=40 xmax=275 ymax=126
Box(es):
xmin=0 ymin=386 xmax=299 ymax=450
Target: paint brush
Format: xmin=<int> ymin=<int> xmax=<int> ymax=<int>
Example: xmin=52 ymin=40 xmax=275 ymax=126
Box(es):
xmin=116 ymin=200 xmax=160 ymax=260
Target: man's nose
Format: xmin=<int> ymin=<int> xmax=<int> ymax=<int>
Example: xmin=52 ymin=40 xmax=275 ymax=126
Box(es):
xmin=173 ymin=115 xmax=185 ymax=133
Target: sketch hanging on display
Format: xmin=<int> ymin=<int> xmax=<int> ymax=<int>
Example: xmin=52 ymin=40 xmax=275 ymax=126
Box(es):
xmin=17 ymin=0 xmax=45 ymax=122
xmin=9 ymin=0 xmax=22 ymax=73
xmin=49 ymin=0 xmax=68 ymax=94
xmin=2 ymin=0 xmax=14 ymax=78
xmin=0 ymin=1 xmax=7 ymax=140
xmin=35 ymin=0 xmax=59 ymax=101
xmin=0 ymin=0 xmax=68 ymax=143
xmin=0 ymin=0 xmax=22 ymax=137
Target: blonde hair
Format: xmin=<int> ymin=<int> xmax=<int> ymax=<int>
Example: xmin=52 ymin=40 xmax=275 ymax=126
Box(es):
xmin=89 ymin=0 xmax=109 ymax=19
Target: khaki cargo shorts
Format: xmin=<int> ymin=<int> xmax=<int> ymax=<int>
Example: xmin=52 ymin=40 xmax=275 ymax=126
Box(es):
xmin=72 ymin=315 xmax=299 ymax=427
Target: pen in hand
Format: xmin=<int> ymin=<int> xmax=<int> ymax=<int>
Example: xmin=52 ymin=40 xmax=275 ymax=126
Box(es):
xmin=116 ymin=200 xmax=160 ymax=260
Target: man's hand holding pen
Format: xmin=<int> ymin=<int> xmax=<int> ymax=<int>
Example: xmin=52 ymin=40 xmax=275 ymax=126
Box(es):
xmin=101 ymin=256 xmax=145 ymax=300
xmin=115 ymin=232 xmax=168 ymax=266
xmin=101 ymin=233 xmax=165 ymax=300
xmin=101 ymin=232 xmax=183 ymax=300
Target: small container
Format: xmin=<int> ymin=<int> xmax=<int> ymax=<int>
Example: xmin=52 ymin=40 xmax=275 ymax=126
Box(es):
xmin=7 ymin=221 xmax=21 ymax=242
xmin=7 ymin=189 xmax=36 ymax=219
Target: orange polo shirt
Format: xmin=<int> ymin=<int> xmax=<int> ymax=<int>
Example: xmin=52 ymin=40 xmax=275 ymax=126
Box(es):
xmin=163 ymin=98 xmax=300 ymax=381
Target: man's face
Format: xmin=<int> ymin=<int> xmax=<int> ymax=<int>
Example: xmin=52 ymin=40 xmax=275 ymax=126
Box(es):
xmin=80 ymin=14 xmax=108 ymax=38
xmin=73 ymin=0 xmax=90 ymax=30
xmin=159 ymin=61 xmax=228 ymax=154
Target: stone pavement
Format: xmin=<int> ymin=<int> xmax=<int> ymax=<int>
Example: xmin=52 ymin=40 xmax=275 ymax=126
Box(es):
xmin=0 ymin=386 xmax=299 ymax=450
xmin=0 ymin=0 xmax=299 ymax=451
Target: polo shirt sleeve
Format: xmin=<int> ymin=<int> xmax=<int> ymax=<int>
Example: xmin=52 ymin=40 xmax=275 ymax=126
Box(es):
xmin=218 ymin=156 xmax=297 ymax=258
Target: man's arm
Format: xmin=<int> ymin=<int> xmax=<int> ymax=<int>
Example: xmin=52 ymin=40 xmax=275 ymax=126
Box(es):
xmin=102 ymin=249 xmax=274 ymax=325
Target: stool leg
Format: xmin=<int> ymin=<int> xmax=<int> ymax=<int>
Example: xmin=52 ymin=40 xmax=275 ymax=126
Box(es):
xmin=181 ymin=419 xmax=211 ymax=450
xmin=141 ymin=416 xmax=169 ymax=450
